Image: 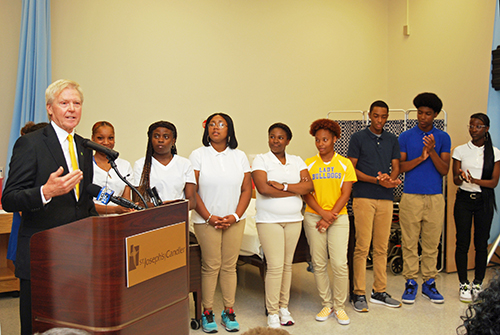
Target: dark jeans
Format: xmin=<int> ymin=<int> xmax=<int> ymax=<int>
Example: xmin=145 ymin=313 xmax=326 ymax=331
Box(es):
xmin=453 ymin=189 xmax=493 ymax=284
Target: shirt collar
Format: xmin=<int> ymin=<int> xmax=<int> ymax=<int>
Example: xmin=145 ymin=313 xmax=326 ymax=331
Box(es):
xmin=416 ymin=125 xmax=435 ymax=136
xmin=365 ymin=127 xmax=383 ymax=139
xmin=467 ymin=140 xmax=484 ymax=150
xmin=208 ymin=143 xmax=229 ymax=156
xmin=269 ymin=151 xmax=290 ymax=165
xmin=317 ymin=152 xmax=336 ymax=163
xmin=51 ymin=121 xmax=75 ymax=144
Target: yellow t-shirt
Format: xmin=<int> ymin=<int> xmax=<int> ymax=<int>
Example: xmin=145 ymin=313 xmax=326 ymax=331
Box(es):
xmin=305 ymin=153 xmax=357 ymax=215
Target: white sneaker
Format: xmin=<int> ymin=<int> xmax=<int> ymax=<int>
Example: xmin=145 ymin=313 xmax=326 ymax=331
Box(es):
xmin=279 ymin=307 xmax=295 ymax=326
xmin=459 ymin=283 xmax=472 ymax=303
xmin=333 ymin=309 xmax=350 ymax=325
xmin=315 ymin=307 xmax=333 ymax=321
xmin=471 ymin=282 xmax=483 ymax=300
xmin=267 ymin=314 xmax=280 ymax=328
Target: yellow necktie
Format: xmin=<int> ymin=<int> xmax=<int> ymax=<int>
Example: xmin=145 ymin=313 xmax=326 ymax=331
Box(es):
xmin=67 ymin=134 xmax=79 ymax=199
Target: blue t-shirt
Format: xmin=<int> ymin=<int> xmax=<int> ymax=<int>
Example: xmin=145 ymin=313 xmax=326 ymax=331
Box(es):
xmin=347 ymin=128 xmax=400 ymax=200
xmin=399 ymin=125 xmax=451 ymax=194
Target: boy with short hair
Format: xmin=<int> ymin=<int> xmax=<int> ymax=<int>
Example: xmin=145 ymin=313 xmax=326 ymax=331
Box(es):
xmin=398 ymin=92 xmax=451 ymax=304
xmin=348 ymin=100 xmax=402 ymax=312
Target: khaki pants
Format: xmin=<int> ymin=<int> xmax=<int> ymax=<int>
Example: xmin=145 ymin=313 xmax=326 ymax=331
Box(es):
xmin=257 ymin=221 xmax=302 ymax=314
xmin=399 ymin=194 xmax=444 ymax=281
xmin=352 ymin=198 xmax=393 ymax=295
xmin=194 ymin=219 xmax=246 ymax=309
xmin=304 ymin=212 xmax=349 ymax=311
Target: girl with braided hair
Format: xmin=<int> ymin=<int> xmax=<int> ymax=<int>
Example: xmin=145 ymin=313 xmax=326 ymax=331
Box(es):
xmin=452 ymin=113 xmax=500 ymax=302
xmin=133 ymin=120 xmax=196 ymax=209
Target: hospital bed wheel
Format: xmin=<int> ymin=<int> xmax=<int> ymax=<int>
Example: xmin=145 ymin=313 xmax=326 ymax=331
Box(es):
xmin=191 ymin=318 xmax=201 ymax=330
xmin=390 ymin=255 xmax=403 ymax=275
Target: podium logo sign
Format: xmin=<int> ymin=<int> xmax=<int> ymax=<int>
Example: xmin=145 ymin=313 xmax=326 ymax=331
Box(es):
xmin=125 ymin=221 xmax=186 ymax=288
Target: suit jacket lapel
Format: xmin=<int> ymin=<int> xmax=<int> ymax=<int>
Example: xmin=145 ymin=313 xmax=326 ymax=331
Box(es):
xmin=75 ymin=134 xmax=85 ymax=172
xmin=44 ymin=124 xmax=70 ymax=174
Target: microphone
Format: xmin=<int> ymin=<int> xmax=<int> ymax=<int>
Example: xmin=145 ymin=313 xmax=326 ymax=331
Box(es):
xmin=146 ymin=187 xmax=163 ymax=207
xmin=82 ymin=139 xmax=119 ymax=161
xmin=87 ymin=184 xmax=143 ymax=210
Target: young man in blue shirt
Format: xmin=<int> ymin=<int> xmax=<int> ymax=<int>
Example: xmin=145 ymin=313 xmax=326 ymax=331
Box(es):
xmin=398 ymin=93 xmax=451 ymax=304
xmin=348 ymin=100 xmax=402 ymax=312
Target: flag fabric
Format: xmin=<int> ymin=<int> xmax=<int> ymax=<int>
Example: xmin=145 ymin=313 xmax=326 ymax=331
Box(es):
xmin=5 ymin=0 xmax=51 ymax=180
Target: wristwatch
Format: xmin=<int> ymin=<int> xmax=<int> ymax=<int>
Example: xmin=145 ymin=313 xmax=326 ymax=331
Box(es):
xmin=282 ymin=182 xmax=288 ymax=192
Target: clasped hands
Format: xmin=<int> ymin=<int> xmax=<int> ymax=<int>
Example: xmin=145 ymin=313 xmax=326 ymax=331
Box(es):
xmin=316 ymin=210 xmax=338 ymax=233
xmin=376 ymin=171 xmax=401 ymax=188
xmin=420 ymin=134 xmax=436 ymax=161
xmin=207 ymin=214 xmax=237 ymax=230
xmin=458 ymin=168 xmax=474 ymax=184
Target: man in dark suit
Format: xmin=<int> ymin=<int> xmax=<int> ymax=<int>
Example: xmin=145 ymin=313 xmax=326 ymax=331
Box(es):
xmin=2 ymin=79 xmax=98 ymax=335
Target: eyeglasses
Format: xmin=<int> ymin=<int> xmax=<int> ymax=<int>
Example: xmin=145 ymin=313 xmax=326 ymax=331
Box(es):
xmin=208 ymin=121 xmax=227 ymax=129
xmin=467 ymin=125 xmax=487 ymax=130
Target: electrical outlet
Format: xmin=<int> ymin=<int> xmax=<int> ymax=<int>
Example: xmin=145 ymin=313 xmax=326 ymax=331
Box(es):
xmin=404 ymin=25 xmax=410 ymax=36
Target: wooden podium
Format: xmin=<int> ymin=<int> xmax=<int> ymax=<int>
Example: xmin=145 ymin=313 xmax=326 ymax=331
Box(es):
xmin=30 ymin=201 xmax=190 ymax=334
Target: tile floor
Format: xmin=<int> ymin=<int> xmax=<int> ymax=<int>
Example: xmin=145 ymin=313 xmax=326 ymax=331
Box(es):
xmin=187 ymin=263 xmax=495 ymax=335
xmin=0 ymin=264 xmax=496 ymax=335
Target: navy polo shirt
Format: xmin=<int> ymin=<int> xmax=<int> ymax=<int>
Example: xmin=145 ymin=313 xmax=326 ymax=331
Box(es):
xmin=398 ymin=125 xmax=451 ymax=195
xmin=347 ymin=127 xmax=400 ymax=200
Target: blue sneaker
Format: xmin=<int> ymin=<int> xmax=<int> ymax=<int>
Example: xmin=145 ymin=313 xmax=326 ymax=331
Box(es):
xmin=402 ymin=279 xmax=418 ymax=304
xmin=422 ymin=278 xmax=444 ymax=304
xmin=221 ymin=308 xmax=239 ymax=332
xmin=202 ymin=310 xmax=218 ymax=333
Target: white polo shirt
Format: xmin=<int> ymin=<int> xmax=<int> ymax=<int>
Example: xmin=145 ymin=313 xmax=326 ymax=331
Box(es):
xmin=452 ymin=141 xmax=500 ymax=193
xmin=133 ymin=155 xmax=196 ymax=201
xmin=189 ymin=145 xmax=250 ymax=224
xmin=93 ymin=157 xmax=133 ymax=205
xmin=252 ymin=151 xmax=307 ymax=223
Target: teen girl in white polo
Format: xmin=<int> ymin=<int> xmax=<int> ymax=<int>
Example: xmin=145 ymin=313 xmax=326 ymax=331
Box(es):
xmin=190 ymin=113 xmax=252 ymax=333
xmin=252 ymin=122 xmax=313 ymax=329
xmin=452 ymin=113 xmax=500 ymax=302
xmin=133 ymin=121 xmax=196 ymax=209
xmin=91 ymin=121 xmax=134 ymax=215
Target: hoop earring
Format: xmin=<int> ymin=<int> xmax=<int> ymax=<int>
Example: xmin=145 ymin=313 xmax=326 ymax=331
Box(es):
xmin=171 ymin=143 xmax=177 ymax=154
xmin=206 ymin=134 xmax=211 ymax=143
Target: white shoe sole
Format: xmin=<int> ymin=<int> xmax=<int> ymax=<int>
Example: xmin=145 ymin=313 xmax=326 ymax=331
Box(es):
xmin=334 ymin=314 xmax=350 ymax=325
xmin=422 ymin=293 xmax=444 ymax=304
xmin=370 ymin=297 xmax=402 ymax=308
xmin=459 ymin=294 xmax=472 ymax=303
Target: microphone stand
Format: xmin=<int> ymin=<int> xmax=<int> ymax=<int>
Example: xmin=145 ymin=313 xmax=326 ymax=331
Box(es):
xmin=108 ymin=155 xmax=149 ymax=209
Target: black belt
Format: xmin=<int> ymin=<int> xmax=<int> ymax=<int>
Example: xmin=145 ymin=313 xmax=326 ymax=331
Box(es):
xmin=457 ymin=188 xmax=482 ymax=200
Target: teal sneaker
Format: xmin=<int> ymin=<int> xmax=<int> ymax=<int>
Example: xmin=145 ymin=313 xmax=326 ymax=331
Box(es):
xmin=202 ymin=310 xmax=218 ymax=333
xmin=221 ymin=308 xmax=239 ymax=332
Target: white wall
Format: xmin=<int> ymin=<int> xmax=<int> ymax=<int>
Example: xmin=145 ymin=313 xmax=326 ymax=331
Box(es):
xmin=387 ymin=0 xmax=497 ymax=271
xmin=49 ymin=0 xmax=389 ymax=163
xmin=1 ymin=0 xmax=498 ymax=269
xmin=2 ymin=1 xmax=496 ymax=165
xmin=388 ymin=0 xmax=496 ymax=147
